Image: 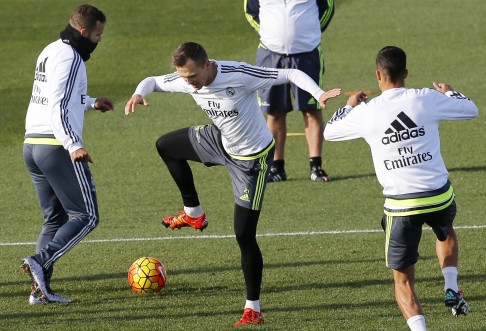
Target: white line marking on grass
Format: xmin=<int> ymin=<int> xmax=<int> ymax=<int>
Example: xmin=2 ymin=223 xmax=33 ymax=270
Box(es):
xmin=2 ymin=225 xmax=485 ymax=247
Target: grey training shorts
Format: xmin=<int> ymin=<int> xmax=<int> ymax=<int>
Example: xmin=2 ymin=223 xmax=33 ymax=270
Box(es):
xmin=188 ymin=125 xmax=274 ymax=210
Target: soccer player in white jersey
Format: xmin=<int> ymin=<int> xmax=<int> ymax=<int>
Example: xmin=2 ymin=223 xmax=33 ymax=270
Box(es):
xmin=22 ymin=4 xmax=114 ymax=305
xmin=125 ymin=42 xmax=340 ymax=326
xmin=324 ymin=46 xmax=478 ymax=331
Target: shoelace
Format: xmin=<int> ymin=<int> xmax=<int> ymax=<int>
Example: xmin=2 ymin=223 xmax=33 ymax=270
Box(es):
xmin=242 ymin=309 xmax=262 ymax=321
xmin=167 ymin=212 xmax=187 ymax=227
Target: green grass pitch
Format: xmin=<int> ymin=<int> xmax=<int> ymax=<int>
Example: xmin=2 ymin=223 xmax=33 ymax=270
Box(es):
xmin=1 ymin=0 xmax=485 ymax=330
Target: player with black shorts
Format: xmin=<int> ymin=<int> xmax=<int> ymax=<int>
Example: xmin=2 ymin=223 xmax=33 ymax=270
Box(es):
xmin=324 ymin=46 xmax=477 ymax=330
xmin=245 ymin=0 xmax=335 ymax=182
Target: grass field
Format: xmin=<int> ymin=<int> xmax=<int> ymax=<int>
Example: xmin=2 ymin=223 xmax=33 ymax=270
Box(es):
xmin=1 ymin=0 xmax=485 ymax=330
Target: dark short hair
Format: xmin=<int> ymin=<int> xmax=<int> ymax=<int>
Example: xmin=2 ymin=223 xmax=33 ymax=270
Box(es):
xmin=70 ymin=4 xmax=106 ymax=32
xmin=171 ymin=42 xmax=208 ymax=68
xmin=376 ymin=46 xmax=407 ymax=83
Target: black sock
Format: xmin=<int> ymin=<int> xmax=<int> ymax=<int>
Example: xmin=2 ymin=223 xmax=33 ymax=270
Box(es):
xmin=309 ymin=157 xmax=322 ymax=171
xmin=271 ymin=159 xmax=285 ymax=172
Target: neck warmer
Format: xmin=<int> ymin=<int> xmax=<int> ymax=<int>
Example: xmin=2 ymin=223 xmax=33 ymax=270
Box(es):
xmin=59 ymin=24 xmax=98 ymax=61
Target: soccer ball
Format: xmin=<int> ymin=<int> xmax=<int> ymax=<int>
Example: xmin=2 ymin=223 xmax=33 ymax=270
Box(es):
xmin=127 ymin=257 xmax=167 ymax=293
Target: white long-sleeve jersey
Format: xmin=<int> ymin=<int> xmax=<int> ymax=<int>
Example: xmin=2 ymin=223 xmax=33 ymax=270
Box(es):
xmin=324 ymin=88 xmax=478 ymax=197
xmin=25 ymin=39 xmax=97 ymax=153
xmin=134 ymin=60 xmax=324 ymax=156
xmin=245 ymin=0 xmax=334 ymax=54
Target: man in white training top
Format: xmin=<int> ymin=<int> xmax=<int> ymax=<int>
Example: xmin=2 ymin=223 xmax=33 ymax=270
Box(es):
xmin=22 ymin=4 xmax=114 ymax=305
xmin=324 ymin=46 xmax=477 ymax=331
xmin=125 ymin=41 xmax=340 ymax=326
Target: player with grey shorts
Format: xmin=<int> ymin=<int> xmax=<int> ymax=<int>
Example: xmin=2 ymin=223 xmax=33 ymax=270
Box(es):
xmin=154 ymin=124 xmax=274 ymax=217
xmin=189 ymin=124 xmax=274 ymax=210
xmin=154 ymin=124 xmax=274 ymax=321
xmin=125 ymin=42 xmax=340 ymax=325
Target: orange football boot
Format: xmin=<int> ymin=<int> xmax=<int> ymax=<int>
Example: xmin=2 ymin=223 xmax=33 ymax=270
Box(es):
xmin=162 ymin=211 xmax=208 ymax=231
xmin=235 ymin=308 xmax=264 ymax=326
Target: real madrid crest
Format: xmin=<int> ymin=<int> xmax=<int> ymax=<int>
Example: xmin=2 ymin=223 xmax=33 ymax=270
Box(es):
xmin=226 ymin=87 xmax=235 ymax=96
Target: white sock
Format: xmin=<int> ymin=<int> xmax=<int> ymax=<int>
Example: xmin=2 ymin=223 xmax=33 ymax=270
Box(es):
xmin=406 ymin=315 xmax=427 ymax=331
xmin=244 ymin=300 xmax=260 ymax=312
xmin=442 ymin=266 xmax=458 ymax=292
xmin=184 ymin=205 xmax=204 ymax=218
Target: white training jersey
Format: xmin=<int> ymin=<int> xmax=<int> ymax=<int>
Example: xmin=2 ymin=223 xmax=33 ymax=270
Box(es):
xmin=324 ymin=88 xmax=478 ymax=197
xmin=257 ymin=0 xmax=321 ymax=54
xmin=25 ymin=39 xmax=96 ymax=153
xmin=134 ymin=60 xmax=324 ymax=156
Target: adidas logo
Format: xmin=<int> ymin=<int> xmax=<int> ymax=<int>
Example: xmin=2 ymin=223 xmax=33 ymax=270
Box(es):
xmin=239 ymin=189 xmax=250 ymax=202
xmin=35 ymin=57 xmax=48 ymax=82
xmin=381 ymin=111 xmax=425 ymax=145
xmin=307 ymin=98 xmax=316 ymax=106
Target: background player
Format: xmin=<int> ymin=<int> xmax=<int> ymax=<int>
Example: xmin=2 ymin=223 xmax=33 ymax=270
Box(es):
xmin=245 ymin=0 xmax=335 ymax=182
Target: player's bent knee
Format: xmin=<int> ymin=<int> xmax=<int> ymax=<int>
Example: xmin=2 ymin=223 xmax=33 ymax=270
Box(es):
xmin=155 ymin=135 xmax=169 ymax=156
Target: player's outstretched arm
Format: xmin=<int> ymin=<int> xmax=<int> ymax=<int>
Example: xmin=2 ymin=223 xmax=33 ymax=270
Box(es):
xmin=318 ymin=88 xmax=341 ymax=108
xmin=279 ymin=69 xmax=341 ymax=108
xmin=124 ymin=94 xmax=149 ymax=115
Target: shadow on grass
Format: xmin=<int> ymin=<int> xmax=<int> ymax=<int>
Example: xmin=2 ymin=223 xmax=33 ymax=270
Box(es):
xmin=3 ymin=269 xmax=486 ymax=301
xmin=1 ymin=256 xmax=383 ymax=287
xmin=2 ymin=292 xmax=486 ymax=324
xmin=449 ymin=165 xmax=486 ymax=173
xmin=286 ymin=164 xmax=486 ymax=182
xmin=0 ymin=253 xmax=476 ymax=287
xmin=283 ymin=172 xmax=376 ymax=182
xmin=0 ymin=300 xmax=401 ymax=322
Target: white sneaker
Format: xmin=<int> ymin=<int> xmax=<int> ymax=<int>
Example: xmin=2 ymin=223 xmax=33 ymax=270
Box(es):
xmin=22 ymin=256 xmax=49 ymax=302
xmin=29 ymin=292 xmax=45 ymax=305
xmin=29 ymin=283 xmax=72 ymax=305
xmin=29 ymin=285 xmax=46 ymax=305
xmin=45 ymin=289 xmax=72 ymax=303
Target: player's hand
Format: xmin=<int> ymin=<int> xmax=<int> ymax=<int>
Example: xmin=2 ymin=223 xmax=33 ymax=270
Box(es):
xmin=94 ymin=97 xmax=114 ymax=112
xmin=125 ymin=94 xmax=149 ymax=115
xmin=71 ymin=148 xmax=93 ymax=163
xmin=433 ymin=82 xmax=453 ymax=94
xmin=318 ymin=88 xmax=342 ymax=108
xmin=346 ymin=91 xmax=368 ymax=107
